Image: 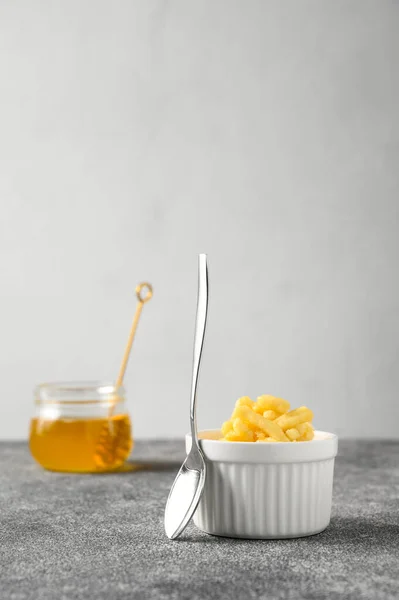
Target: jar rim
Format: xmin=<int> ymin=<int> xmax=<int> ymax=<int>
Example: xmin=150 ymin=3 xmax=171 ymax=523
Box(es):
xmin=34 ymin=381 xmax=125 ymax=404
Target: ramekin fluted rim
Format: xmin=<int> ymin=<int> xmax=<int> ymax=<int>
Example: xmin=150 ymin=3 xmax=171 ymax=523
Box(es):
xmin=187 ymin=430 xmax=338 ymax=464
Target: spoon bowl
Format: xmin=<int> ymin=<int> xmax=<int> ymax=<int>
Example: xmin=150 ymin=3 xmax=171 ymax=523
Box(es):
xmin=164 ymin=449 xmax=206 ymax=539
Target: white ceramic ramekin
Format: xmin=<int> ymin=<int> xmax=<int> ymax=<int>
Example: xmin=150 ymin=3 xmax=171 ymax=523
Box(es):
xmin=186 ymin=430 xmax=338 ymax=539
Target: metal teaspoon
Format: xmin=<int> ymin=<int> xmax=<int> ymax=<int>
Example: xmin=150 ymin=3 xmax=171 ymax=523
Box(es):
xmin=164 ymin=254 xmax=209 ymax=539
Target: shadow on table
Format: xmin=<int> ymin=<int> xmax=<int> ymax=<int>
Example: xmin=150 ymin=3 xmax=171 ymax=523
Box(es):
xmin=177 ymin=516 xmax=399 ymax=545
xmin=316 ymin=515 xmax=399 ymax=545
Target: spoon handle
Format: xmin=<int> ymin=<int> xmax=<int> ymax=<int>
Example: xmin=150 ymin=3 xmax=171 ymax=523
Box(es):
xmin=190 ymin=254 xmax=209 ymax=445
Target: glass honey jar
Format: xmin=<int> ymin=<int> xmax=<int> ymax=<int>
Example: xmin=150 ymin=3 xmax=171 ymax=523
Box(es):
xmin=29 ymin=382 xmax=133 ymax=473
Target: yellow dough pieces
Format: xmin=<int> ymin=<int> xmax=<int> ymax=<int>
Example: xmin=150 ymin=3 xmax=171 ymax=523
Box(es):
xmin=220 ymin=395 xmax=314 ymax=443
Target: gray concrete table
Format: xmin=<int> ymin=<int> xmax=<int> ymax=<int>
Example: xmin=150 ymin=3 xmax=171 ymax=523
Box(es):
xmin=0 ymin=441 xmax=398 ymax=600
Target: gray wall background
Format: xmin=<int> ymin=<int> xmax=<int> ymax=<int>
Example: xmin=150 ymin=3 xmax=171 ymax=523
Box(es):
xmin=0 ymin=0 xmax=398 ymax=440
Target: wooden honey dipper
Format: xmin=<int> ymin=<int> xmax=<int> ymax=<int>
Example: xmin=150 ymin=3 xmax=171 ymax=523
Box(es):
xmin=94 ymin=282 xmax=153 ymax=469
xmin=115 ymin=282 xmax=153 ymax=390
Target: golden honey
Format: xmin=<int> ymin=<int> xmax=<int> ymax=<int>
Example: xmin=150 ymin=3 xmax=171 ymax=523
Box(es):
xmin=29 ymin=414 xmax=133 ymax=473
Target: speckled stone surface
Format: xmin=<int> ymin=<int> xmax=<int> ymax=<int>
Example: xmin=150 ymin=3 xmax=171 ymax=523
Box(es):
xmin=0 ymin=441 xmax=398 ymax=600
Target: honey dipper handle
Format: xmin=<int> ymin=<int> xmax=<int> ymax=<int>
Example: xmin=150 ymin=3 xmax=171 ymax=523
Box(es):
xmin=116 ymin=282 xmax=153 ymax=388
